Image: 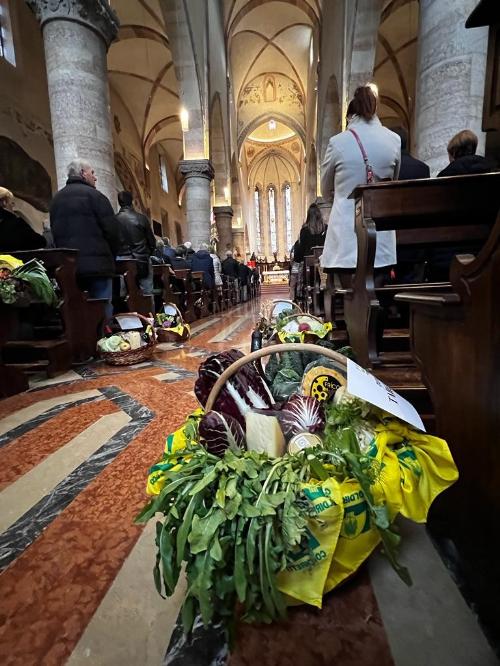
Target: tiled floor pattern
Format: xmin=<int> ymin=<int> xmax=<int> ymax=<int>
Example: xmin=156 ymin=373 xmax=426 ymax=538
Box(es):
xmin=0 ymin=295 xmax=497 ymax=665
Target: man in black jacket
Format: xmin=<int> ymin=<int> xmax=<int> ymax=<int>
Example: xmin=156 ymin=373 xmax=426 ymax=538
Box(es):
xmin=221 ymin=250 xmax=239 ymax=278
xmin=50 ymin=159 xmax=119 ymax=320
xmin=115 ymin=191 xmax=156 ymax=294
xmin=393 ymin=127 xmax=430 ymax=180
xmin=191 ymin=243 xmax=215 ymax=288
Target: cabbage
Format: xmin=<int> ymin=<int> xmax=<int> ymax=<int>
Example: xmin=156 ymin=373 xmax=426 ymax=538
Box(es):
xmin=279 ymin=394 xmax=325 ymax=440
xmin=194 ymin=350 xmax=274 ymax=427
xmin=198 ymin=410 xmax=245 ymax=457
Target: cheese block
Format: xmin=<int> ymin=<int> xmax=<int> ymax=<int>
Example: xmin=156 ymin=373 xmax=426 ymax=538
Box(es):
xmin=245 ymin=412 xmax=286 ymax=458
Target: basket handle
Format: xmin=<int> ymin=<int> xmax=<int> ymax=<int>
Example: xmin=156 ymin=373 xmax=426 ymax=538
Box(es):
xmin=205 ymin=343 xmax=348 ymax=412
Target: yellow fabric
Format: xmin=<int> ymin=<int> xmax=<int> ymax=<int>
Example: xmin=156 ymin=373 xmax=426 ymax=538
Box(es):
xmin=277 ymin=477 xmax=343 ymax=608
xmin=375 ymin=420 xmax=459 ymax=523
xmin=0 ymin=255 xmax=24 ymax=270
xmin=146 ymin=408 xmax=203 ymax=495
xmin=166 ymin=322 xmax=190 ymax=338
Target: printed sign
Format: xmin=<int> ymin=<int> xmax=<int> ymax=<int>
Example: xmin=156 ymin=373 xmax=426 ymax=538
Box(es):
xmin=346 ymin=359 xmax=425 ymax=431
xmin=114 ymin=314 xmax=143 ymax=331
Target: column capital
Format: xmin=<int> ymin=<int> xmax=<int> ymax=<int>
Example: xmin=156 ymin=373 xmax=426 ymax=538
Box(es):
xmin=213 ymin=205 xmax=234 ymax=217
xmin=178 ymin=159 xmax=214 ymax=182
xmin=27 ymin=0 xmax=119 ymax=48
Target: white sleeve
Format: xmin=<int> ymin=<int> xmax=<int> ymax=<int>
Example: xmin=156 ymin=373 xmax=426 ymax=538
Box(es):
xmin=320 ymin=138 xmax=337 ymax=199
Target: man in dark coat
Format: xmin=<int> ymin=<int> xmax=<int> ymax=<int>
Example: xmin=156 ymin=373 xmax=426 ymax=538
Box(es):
xmin=50 ymin=158 xmax=119 ymax=319
xmin=221 ymin=250 xmax=240 ymax=278
xmin=191 ymin=243 xmax=215 ymax=288
xmin=115 ymin=191 xmax=156 ymax=294
xmin=237 ymin=260 xmax=252 ymax=302
xmin=393 ymin=127 xmax=430 ymax=180
xmin=0 ymin=188 xmax=46 ymax=251
xmin=437 ymin=129 xmax=497 ymax=177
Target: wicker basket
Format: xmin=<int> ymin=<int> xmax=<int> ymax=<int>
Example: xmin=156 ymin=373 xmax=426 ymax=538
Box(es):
xmin=205 ymin=343 xmax=347 ymax=411
xmin=155 ymin=302 xmax=190 ymax=343
xmin=266 ymin=313 xmax=328 ymax=345
xmin=100 ymin=312 xmax=157 ymax=366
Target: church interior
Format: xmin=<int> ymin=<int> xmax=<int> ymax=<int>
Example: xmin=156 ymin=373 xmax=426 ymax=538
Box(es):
xmin=1 ymin=0 xmax=499 ymax=664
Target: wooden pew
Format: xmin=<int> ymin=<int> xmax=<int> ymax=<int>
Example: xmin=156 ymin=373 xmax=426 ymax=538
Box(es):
xmin=11 ymin=248 xmax=105 ymax=364
xmin=173 ymin=269 xmax=195 ymax=322
xmin=394 ymin=212 xmax=500 ymax=586
xmin=342 ymin=173 xmax=500 ymax=368
xmin=115 ymin=259 xmax=155 ymax=317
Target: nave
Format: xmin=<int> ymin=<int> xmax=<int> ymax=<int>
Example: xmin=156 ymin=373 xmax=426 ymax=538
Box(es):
xmin=0 ymin=294 xmax=496 ymax=666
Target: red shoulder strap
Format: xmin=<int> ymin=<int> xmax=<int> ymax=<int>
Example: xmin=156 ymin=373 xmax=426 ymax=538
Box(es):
xmin=349 ymin=128 xmax=374 ymax=184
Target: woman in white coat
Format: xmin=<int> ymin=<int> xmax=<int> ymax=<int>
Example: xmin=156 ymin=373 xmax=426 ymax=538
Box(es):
xmin=320 ymin=85 xmax=401 ymax=285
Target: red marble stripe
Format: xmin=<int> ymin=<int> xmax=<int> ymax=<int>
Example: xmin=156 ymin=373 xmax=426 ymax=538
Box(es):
xmin=0 ymin=380 xmax=197 ymax=666
xmin=0 ymin=399 xmax=118 ymax=491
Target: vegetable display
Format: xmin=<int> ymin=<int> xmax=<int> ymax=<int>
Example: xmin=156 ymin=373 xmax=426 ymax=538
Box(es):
xmin=137 ymin=346 xmax=459 ymax=642
xmin=0 ymin=255 xmax=58 ymax=307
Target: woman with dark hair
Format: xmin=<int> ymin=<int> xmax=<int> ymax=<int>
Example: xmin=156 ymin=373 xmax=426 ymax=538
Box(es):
xmin=293 ymin=203 xmax=326 ymax=263
xmin=320 ymin=85 xmax=401 ymax=284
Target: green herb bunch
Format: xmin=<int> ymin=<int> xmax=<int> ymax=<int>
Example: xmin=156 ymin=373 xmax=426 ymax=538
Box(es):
xmin=135 ymin=446 xmax=333 ymax=635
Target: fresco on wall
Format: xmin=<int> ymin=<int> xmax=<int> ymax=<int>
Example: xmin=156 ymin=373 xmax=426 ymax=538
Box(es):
xmin=0 ymin=136 xmax=52 ymax=211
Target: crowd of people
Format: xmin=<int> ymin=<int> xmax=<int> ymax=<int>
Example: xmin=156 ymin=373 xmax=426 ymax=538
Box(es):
xmin=0 ymin=158 xmax=258 ymax=319
xmin=1 ymin=84 xmax=497 ymax=312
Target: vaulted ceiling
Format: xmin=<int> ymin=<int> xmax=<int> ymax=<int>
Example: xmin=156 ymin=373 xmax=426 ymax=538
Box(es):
xmin=375 ymin=0 xmax=419 ymax=134
xmin=107 ymin=0 xmax=182 ymax=171
xmin=225 ymin=0 xmax=320 ymax=149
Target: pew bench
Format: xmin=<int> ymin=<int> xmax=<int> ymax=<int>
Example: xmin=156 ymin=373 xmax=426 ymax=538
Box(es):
xmin=115 ymin=259 xmax=154 ymax=317
xmin=343 ymin=172 xmax=500 ymax=368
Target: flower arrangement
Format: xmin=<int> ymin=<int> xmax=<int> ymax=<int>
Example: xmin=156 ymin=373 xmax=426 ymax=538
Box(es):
xmin=0 ymin=255 xmax=57 ymax=307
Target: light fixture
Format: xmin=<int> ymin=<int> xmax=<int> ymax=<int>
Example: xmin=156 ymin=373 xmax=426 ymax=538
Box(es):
xmin=268 ymin=118 xmax=276 ymax=131
xmin=180 ymin=108 xmax=189 ymax=132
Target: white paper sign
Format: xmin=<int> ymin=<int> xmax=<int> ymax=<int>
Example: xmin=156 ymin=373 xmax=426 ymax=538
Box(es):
xmin=347 ymin=358 xmax=425 ymax=431
xmin=114 ymin=314 xmax=143 ymax=331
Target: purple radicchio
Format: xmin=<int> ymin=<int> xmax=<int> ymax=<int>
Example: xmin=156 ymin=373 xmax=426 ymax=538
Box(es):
xmin=194 ymin=350 xmax=274 ymax=427
xmin=198 ymin=410 xmax=245 ymax=457
xmin=279 ymin=394 xmax=325 ymax=440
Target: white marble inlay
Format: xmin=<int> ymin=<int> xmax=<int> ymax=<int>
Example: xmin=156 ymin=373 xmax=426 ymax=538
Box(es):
xmin=208 ymin=316 xmax=246 ymax=343
xmin=0 ymin=411 xmax=131 ymax=534
xmin=67 ymin=521 xmax=187 ymax=666
xmin=0 ymin=389 xmax=102 ymax=437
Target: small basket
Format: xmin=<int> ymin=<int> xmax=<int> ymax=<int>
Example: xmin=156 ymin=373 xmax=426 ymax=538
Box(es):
xmin=100 ymin=312 xmax=157 ymax=366
xmin=267 ymin=313 xmax=328 ymax=345
xmin=155 ymin=302 xmax=190 ymax=343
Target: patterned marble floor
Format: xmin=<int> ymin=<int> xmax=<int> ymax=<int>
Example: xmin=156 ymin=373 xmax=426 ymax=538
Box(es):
xmin=0 ymin=295 xmax=497 ymax=666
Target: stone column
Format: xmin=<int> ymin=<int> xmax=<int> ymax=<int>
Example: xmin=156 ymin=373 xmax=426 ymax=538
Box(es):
xmin=414 ymin=0 xmax=489 ymax=175
xmin=213 ymin=206 xmax=233 ymax=254
xmin=28 ymin=0 xmax=119 ymax=205
xmin=232 ymin=230 xmax=245 ymax=258
xmin=179 ymin=159 xmax=215 ymax=248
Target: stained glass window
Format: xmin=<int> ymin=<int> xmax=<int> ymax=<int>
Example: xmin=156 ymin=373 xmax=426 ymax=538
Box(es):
xmin=284 ymin=184 xmax=292 ymax=251
xmin=268 ymin=186 xmax=277 ymax=253
xmin=254 ymin=187 xmax=262 ymax=254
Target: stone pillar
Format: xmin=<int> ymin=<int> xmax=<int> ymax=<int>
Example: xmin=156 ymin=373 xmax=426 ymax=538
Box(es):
xmin=232 ymin=230 xmax=245 ymax=258
xmin=213 ymin=206 xmax=233 ymax=254
xmin=179 ymin=159 xmax=215 ymax=248
xmin=28 ymin=0 xmax=119 ymax=205
xmin=414 ymin=0 xmax=489 ymax=175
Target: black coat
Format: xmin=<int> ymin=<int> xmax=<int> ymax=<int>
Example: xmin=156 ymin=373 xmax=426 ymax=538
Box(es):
xmin=221 ymin=256 xmax=240 ymax=278
xmin=0 ymin=208 xmax=46 ymax=252
xmin=398 ymin=151 xmax=430 ymax=180
xmin=191 ymin=249 xmax=215 ymax=288
xmin=237 ymin=262 xmax=252 ymax=286
xmin=115 ymin=205 xmax=156 ymax=261
xmin=437 ymin=154 xmax=497 ymax=177
xmin=50 ymin=177 xmax=119 ymax=277
xmin=294 ymin=226 xmax=326 ymax=263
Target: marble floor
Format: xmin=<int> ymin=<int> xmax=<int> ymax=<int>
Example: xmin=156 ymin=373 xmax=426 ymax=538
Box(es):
xmin=0 ymin=294 xmax=497 ymax=665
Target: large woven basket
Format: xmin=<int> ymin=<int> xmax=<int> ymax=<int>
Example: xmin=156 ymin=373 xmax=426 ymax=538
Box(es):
xmin=100 ymin=312 xmax=157 ymax=366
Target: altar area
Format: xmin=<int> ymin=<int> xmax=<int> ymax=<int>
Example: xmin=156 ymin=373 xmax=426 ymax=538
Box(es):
xmin=261 ymin=269 xmax=289 ymax=285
